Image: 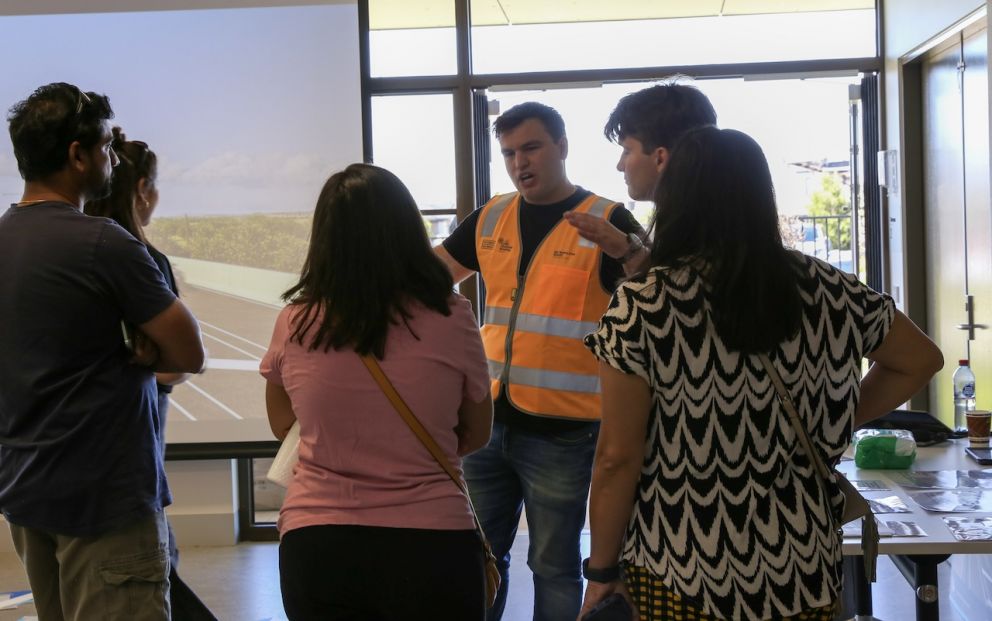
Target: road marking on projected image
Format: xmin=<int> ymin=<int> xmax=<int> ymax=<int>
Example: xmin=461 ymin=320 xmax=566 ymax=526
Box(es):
xmin=166 ymin=284 xmax=279 ymax=424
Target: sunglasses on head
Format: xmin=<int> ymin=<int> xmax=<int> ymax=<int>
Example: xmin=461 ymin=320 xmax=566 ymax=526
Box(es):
xmin=73 ymin=87 xmax=92 ymax=116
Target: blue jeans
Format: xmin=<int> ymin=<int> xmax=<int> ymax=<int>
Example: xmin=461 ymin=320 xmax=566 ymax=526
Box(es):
xmin=463 ymin=419 xmax=599 ymax=621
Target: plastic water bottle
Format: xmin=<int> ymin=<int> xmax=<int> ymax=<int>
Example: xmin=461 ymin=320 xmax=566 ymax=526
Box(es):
xmin=953 ymin=359 xmax=977 ymax=431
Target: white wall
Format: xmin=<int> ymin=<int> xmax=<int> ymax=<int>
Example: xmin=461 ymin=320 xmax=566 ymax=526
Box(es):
xmin=162 ymin=460 xmax=241 ymax=547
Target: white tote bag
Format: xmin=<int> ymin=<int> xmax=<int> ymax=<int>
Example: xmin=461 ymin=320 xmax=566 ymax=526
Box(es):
xmin=266 ymin=420 xmax=300 ymax=487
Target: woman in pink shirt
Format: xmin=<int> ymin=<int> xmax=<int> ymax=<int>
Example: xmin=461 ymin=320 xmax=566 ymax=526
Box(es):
xmin=261 ymin=164 xmax=493 ymax=621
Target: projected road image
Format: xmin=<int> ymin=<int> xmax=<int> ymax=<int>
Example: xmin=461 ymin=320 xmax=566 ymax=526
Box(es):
xmin=164 ymin=282 xmax=281 ymax=445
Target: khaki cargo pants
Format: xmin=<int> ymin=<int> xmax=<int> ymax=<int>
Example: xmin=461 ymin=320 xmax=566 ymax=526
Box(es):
xmin=9 ymin=510 xmax=170 ymax=621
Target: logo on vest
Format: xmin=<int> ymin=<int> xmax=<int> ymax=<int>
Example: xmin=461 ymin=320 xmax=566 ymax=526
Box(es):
xmin=552 ymin=249 xmax=576 ymax=258
xmin=480 ymin=238 xmax=513 ymax=252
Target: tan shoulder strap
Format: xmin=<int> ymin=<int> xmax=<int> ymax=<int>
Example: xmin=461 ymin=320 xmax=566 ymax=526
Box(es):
xmin=360 ymin=354 xmax=487 ymax=535
xmin=757 ymin=353 xmax=833 ymax=483
xmin=758 ymin=352 xmax=878 ymax=582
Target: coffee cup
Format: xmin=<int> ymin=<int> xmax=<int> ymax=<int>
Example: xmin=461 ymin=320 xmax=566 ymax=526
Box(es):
xmin=966 ymin=410 xmax=991 ymax=447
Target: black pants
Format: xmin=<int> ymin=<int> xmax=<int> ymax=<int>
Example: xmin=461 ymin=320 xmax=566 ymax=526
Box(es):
xmin=280 ymin=524 xmax=486 ymax=621
xmin=166 ymin=513 xmax=217 ymax=621
xmin=161 ymin=390 xmax=217 ymax=621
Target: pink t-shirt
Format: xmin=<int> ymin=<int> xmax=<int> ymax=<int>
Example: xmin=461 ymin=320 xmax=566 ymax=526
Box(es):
xmin=260 ymin=295 xmax=490 ymax=535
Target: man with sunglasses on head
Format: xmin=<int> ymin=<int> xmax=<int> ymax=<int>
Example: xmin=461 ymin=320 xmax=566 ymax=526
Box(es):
xmin=0 ymin=82 xmax=205 ymax=620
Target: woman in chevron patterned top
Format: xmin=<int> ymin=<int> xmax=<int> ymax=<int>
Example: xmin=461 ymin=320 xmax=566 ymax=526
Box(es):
xmin=577 ymin=126 xmax=942 ymax=621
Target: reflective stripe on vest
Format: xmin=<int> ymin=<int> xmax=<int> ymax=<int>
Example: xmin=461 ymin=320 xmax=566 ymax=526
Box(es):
xmin=487 ymin=359 xmax=601 ymax=394
xmin=577 ymin=196 xmax=617 ymax=248
xmin=484 ymin=306 xmax=599 ymax=341
xmin=479 ymin=194 xmax=516 ymax=238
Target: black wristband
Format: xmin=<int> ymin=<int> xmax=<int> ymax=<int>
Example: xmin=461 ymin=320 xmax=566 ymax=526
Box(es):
xmin=582 ymin=558 xmax=621 ymax=583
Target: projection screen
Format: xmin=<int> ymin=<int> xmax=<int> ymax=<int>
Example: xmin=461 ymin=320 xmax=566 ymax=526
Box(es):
xmin=0 ymin=0 xmax=363 ymax=447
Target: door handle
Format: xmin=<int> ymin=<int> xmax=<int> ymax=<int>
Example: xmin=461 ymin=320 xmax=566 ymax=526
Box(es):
xmin=960 ymin=295 xmax=986 ymax=340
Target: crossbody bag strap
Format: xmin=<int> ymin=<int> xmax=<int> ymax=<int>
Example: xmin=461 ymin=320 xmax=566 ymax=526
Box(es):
xmin=758 ymin=352 xmax=879 ymax=582
xmin=757 ymin=353 xmax=834 ymax=486
xmin=359 ymin=354 xmax=488 ymax=537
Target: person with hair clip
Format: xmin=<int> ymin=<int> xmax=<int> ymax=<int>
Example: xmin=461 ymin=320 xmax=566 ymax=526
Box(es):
xmin=260 ymin=163 xmax=494 ymax=620
xmin=579 ymin=126 xmax=943 ymax=621
xmin=85 ymin=128 xmax=217 ymax=621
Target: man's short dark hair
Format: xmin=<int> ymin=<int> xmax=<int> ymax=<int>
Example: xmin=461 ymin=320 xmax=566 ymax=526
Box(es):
xmin=604 ymin=80 xmax=717 ymax=153
xmin=7 ymin=82 xmax=114 ymax=181
xmin=493 ymin=101 xmax=566 ymax=142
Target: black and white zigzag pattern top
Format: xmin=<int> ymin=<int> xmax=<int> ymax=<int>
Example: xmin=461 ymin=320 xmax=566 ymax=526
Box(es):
xmin=585 ymin=253 xmax=895 ymax=620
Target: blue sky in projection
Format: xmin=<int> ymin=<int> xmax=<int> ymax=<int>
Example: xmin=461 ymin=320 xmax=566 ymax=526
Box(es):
xmin=0 ymin=4 xmax=362 ymax=216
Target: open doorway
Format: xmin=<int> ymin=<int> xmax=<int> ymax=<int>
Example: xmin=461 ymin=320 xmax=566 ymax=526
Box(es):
xmin=483 ymin=77 xmax=866 ymax=276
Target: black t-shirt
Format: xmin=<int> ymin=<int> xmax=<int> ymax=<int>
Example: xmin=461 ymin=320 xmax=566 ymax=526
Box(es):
xmin=0 ymin=202 xmax=177 ymax=536
xmin=442 ymin=188 xmax=641 ymax=434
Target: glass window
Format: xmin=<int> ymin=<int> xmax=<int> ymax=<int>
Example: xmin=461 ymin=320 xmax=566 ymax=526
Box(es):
xmin=486 ymin=76 xmax=860 ymax=272
xmin=369 ymin=0 xmax=456 ymax=77
xmin=471 ymin=3 xmax=875 ymax=74
xmin=368 ymin=2 xmax=876 ymax=78
xmin=371 ymin=93 xmax=457 ymax=245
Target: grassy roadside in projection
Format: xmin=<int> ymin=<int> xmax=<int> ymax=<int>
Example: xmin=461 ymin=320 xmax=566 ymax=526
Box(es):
xmin=145 ymin=213 xmax=450 ymax=272
xmin=144 ymin=213 xmax=311 ymax=272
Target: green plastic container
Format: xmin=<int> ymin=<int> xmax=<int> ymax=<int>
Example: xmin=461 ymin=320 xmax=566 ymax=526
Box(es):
xmin=853 ymin=429 xmax=917 ymax=469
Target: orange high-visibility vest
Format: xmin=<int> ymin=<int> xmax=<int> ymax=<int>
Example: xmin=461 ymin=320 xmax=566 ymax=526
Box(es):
xmin=476 ymin=192 xmax=619 ymax=421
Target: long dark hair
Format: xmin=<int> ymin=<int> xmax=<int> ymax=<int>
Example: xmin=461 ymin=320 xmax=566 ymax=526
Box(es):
xmin=645 ymin=126 xmax=803 ymax=354
xmin=284 ymin=163 xmax=454 ymax=359
xmin=84 ymin=127 xmax=157 ymax=243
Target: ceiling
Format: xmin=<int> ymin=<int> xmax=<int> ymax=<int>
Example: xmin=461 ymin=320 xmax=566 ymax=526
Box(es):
xmin=370 ymin=0 xmax=874 ymax=30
